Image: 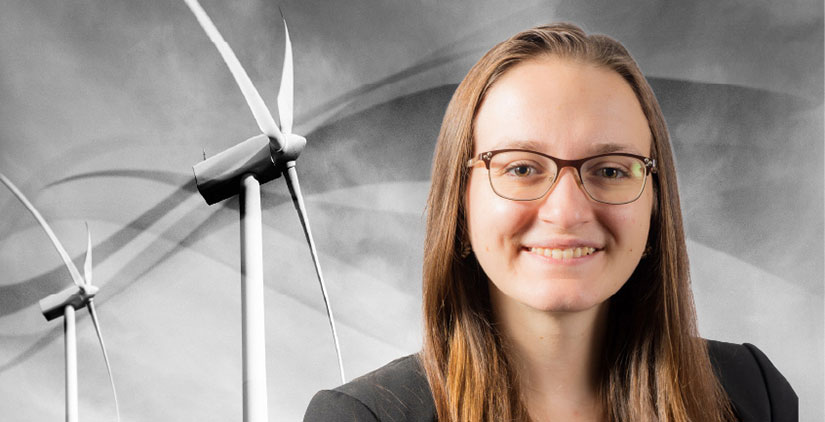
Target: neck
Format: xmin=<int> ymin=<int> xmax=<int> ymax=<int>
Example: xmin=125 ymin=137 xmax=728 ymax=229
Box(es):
xmin=490 ymin=282 xmax=608 ymax=421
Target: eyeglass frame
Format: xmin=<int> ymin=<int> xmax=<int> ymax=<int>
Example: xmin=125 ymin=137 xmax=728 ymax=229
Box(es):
xmin=466 ymin=148 xmax=658 ymax=205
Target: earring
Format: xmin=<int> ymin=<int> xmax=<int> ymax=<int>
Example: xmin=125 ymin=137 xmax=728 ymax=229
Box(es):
xmin=460 ymin=238 xmax=473 ymax=258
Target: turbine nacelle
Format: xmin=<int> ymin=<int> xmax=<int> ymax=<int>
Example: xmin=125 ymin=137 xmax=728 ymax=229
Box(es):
xmin=193 ymin=133 xmax=306 ymax=205
xmin=40 ymin=284 xmax=99 ymax=321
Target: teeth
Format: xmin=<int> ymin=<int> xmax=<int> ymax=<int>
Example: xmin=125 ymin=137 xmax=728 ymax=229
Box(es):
xmin=529 ymin=246 xmax=596 ymax=259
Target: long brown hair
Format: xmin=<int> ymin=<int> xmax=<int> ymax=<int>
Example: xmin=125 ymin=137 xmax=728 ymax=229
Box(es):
xmin=421 ymin=23 xmax=735 ymax=421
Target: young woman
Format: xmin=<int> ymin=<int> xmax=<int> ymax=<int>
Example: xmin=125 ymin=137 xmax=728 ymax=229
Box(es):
xmin=304 ymin=23 xmax=797 ymax=422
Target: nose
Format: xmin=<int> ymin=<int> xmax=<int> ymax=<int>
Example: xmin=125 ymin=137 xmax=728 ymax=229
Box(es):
xmin=536 ymin=167 xmax=594 ymax=227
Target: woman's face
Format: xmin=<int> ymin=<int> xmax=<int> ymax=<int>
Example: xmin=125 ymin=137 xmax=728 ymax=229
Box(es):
xmin=465 ymin=57 xmax=654 ymax=314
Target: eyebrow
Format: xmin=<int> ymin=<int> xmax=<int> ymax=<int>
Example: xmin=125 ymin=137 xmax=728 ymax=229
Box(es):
xmin=588 ymin=142 xmax=641 ymax=155
xmin=491 ymin=139 xmax=546 ymax=151
xmin=491 ymin=140 xmax=643 ymax=155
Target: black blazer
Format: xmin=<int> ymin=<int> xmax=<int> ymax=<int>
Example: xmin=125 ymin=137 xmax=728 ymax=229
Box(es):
xmin=303 ymin=340 xmax=797 ymax=422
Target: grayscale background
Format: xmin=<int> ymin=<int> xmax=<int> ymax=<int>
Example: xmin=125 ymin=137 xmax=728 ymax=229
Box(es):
xmin=0 ymin=0 xmax=821 ymax=420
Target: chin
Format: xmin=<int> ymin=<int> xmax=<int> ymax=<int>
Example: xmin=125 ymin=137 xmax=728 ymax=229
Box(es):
xmin=513 ymin=279 xmax=608 ymax=313
xmin=526 ymin=296 xmax=601 ymax=313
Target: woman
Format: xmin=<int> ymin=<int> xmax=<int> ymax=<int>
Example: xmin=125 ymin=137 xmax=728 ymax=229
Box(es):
xmin=304 ymin=23 xmax=797 ymax=421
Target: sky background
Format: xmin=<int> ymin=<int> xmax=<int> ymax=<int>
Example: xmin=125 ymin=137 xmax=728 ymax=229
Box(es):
xmin=0 ymin=0 xmax=822 ymax=420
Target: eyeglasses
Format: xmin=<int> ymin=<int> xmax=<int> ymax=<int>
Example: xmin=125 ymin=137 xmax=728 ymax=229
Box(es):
xmin=466 ymin=149 xmax=657 ymax=204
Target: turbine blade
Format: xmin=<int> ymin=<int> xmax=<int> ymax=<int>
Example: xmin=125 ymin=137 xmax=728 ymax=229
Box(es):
xmin=276 ymin=17 xmax=294 ymax=135
xmin=87 ymin=300 xmax=121 ymax=422
xmin=83 ymin=222 xmax=92 ymax=286
xmin=182 ymin=0 xmax=285 ymax=150
xmin=283 ymin=165 xmax=345 ymax=383
xmin=0 ymin=173 xmax=85 ymax=287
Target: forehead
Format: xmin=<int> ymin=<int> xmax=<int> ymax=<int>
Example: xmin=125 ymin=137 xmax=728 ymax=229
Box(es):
xmin=473 ymin=57 xmax=652 ymax=158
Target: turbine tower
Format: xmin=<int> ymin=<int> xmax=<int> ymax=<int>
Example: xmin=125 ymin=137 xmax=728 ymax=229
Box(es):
xmin=0 ymin=173 xmax=119 ymax=422
xmin=182 ymin=2 xmax=345 ymax=421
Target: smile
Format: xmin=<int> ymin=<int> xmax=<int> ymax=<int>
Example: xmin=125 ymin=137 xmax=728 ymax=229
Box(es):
xmin=527 ymin=246 xmax=597 ymax=259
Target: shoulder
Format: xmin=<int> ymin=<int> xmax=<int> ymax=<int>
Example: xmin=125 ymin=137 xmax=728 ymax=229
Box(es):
xmin=706 ymin=339 xmax=798 ymax=422
xmin=303 ymin=354 xmax=437 ymax=422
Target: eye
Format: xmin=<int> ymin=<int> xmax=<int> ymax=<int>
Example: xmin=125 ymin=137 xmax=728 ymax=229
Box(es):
xmin=596 ymin=167 xmax=628 ymax=179
xmin=503 ymin=162 xmax=542 ymax=177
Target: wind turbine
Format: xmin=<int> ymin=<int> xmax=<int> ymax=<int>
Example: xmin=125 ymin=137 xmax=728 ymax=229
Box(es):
xmin=181 ymin=1 xmax=345 ymax=420
xmin=0 ymin=173 xmax=119 ymax=422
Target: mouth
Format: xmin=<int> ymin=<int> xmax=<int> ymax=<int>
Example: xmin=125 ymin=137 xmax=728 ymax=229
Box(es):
xmin=524 ymin=246 xmax=599 ymax=260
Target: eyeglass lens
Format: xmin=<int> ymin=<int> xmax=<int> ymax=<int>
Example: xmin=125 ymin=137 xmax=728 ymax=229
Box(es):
xmin=487 ymin=151 xmax=648 ymax=204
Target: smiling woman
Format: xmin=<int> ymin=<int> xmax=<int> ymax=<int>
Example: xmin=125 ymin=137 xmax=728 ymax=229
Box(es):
xmin=467 ymin=58 xmax=656 ymax=319
xmin=303 ymin=23 xmax=798 ymax=422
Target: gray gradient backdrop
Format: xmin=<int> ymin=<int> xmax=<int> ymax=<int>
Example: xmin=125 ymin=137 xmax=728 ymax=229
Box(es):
xmin=0 ymin=0 xmax=822 ymax=420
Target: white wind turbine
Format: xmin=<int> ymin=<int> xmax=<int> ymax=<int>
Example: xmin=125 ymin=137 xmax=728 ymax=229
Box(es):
xmin=182 ymin=1 xmax=345 ymax=421
xmin=0 ymin=173 xmax=119 ymax=422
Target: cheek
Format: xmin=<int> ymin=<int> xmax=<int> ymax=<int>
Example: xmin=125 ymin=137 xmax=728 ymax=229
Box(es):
xmin=602 ymin=201 xmax=652 ymax=253
xmin=465 ymin=174 xmax=533 ymax=253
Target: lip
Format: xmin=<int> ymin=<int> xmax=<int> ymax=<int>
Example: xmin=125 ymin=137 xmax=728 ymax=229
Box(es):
xmin=521 ymin=246 xmax=601 ymax=265
xmin=520 ymin=237 xmax=604 ymax=265
xmin=522 ymin=239 xmax=604 ymax=250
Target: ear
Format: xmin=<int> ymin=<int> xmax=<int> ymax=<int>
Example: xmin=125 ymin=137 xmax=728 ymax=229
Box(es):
xmin=650 ymin=175 xmax=659 ymax=221
xmin=646 ymin=175 xmax=660 ymax=257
